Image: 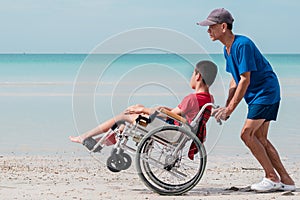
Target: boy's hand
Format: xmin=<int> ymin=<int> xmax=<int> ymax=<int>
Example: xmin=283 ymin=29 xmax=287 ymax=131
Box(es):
xmin=124 ymin=104 xmax=145 ymax=115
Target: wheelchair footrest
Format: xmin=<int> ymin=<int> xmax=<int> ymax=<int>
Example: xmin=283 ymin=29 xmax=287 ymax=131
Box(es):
xmin=83 ymin=137 xmax=103 ymax=152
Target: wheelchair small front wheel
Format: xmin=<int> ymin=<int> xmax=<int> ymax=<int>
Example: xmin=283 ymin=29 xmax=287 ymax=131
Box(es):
xmin=106 ymin=154 xmax=124 ymax=172
xmin=135 ymin=125 xmax=207 ymax=195
xmin=120 ymin=152 xmax=132 ymax=170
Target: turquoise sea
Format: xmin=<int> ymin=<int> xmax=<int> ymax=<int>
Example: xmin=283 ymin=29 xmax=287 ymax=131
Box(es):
xmin=0 ymin=54 xmax=299 ymax=159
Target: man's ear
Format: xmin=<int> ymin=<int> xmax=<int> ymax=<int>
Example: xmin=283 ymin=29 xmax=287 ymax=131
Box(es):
xmin=222 ymin=23 xmax=227 ymax=33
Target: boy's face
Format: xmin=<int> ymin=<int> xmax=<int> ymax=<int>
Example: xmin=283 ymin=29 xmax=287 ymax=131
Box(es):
xmin=190 ymin=70 xmax=198 ymax=89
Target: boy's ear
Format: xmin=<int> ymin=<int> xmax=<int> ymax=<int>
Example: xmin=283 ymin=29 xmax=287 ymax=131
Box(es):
xmin=196 ymin=73 xmax=201 ymax=81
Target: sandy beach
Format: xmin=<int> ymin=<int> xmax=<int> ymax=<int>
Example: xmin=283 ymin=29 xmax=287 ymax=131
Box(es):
xmin=0 ymin=152 xmax=298 ymax=200
xmin=1 ymin=53 xmax=299 ymax=199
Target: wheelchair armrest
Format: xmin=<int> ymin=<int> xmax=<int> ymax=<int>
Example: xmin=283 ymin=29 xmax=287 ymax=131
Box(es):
xmin=159 ymin=108 xmax=187 ymax=124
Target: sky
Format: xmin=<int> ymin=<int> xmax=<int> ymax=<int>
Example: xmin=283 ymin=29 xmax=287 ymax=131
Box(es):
xmin=0 ymin=0 xmax=299 ymax=54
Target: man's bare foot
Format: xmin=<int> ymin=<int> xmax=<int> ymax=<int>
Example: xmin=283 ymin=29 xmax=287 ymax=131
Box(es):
xmin=69 ymin=136 xmax=83 ymax=144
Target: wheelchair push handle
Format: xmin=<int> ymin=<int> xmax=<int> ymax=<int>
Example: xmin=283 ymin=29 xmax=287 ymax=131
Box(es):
xmin=209 ymin=105 xmax=223 ymax=125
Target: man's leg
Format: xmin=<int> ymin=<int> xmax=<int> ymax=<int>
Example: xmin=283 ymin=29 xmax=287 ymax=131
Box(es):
xmin=240 ymin=119 xmax=280 ymax=182
xmin=255 ymin=121 xmax=295 ymax=186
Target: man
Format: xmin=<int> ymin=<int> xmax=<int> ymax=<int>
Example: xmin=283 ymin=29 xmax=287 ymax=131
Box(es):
xmin=197 ymin=8 xmax=295 ymax=192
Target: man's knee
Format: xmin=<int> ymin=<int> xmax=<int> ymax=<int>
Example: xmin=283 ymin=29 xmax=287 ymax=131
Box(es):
xmin=241 ymin=127 xmax=270 ymax=149
xmin=240 ymin=126 xmax=255 ymax=146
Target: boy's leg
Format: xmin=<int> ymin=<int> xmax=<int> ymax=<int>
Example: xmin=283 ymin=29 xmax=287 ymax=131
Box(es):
xmin=69 ymin=112 xmax=138 ymax=143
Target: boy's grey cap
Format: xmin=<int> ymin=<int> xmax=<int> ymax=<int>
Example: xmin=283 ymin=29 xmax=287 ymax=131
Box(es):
xmin=196 ymin=60 xmax=218 ymax=86
xmin=197 ymin=8 xmax=234 ymax=26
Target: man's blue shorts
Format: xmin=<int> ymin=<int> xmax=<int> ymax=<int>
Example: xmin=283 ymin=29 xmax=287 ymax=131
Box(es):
xmin=247 ymin=102 xmax=280 ymax=121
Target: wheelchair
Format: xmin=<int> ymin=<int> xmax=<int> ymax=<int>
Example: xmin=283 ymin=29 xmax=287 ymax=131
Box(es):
xmin=83 ymin=103 xmax=220 ymax=195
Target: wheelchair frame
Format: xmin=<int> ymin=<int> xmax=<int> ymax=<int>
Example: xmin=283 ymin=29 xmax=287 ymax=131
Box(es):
xmin=87 ymin=103 xmax=219 ymax=195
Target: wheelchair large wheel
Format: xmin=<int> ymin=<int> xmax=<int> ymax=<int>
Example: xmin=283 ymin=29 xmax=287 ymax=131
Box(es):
xmin=135 ymin=125 xmax=207 ymax=195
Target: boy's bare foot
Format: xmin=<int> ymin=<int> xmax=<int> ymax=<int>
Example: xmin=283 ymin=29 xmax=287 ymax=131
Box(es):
xmin=69 ymin=136 xmax=83 ymax=144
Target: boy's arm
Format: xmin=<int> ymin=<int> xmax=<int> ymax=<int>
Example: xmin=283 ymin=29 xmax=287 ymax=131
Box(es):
xmin=160 ymin=106 xmax=187 ymax=124
xmin=170 ymin=107 xmax=183 ymax=116
xmin=124 ymin=105 xmax=184 ymax=119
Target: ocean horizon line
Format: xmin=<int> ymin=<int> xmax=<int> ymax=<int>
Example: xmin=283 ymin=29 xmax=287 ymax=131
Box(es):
xmin=0 ymin=52 xmax=299 ymax=55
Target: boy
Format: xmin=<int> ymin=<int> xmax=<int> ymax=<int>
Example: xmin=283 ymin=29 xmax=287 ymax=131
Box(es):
xmin=69 ymin=60 xmax=217 ymax=147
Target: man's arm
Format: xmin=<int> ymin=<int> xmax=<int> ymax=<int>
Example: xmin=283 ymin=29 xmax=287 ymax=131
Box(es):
xmin=213 ymin=72 xmax=250 ymax=120
xmin=226 ymin=72 xmax=250 ymax=115
xmin=226 ymin=78 xmax=237 ymax=107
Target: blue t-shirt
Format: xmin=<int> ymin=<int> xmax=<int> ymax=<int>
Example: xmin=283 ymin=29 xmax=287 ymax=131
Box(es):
xmin=224 ymin=35 xmax=281 ymax=105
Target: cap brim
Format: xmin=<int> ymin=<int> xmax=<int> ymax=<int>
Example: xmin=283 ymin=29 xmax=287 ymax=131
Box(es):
xmin=197 ymin=19 xmax=217 ymax=26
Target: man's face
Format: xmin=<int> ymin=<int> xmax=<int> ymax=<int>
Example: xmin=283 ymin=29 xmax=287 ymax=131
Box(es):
xmin=207 ymin=24 xmax=224 ymax=41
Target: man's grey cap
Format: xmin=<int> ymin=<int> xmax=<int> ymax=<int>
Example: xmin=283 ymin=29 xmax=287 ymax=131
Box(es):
xmin=196 ymin=60 xmax=218 ymax=86
xmin=197 ymin=8 xmax=234 ymax=26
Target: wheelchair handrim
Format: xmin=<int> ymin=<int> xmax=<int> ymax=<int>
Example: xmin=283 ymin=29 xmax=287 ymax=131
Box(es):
xmin=135 ymin=125 xmax=207 ymax=195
